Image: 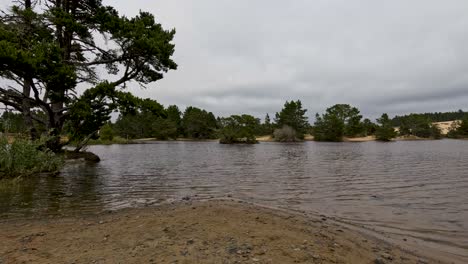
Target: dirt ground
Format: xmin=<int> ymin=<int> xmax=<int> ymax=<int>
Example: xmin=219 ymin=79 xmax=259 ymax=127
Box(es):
xmin=0 ymin=200 xmax=441 ymax=264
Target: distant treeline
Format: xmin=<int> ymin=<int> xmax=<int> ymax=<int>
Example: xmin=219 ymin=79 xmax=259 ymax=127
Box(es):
xmin=2 ymin=102 xmax=468 ymax=143
xmin=391 ymin=110 xmax=467 ymax=126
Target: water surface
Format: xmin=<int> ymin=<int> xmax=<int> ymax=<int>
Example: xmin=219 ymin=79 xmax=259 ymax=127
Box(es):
xmin=1 ymin=140 xmax=467 ymax=259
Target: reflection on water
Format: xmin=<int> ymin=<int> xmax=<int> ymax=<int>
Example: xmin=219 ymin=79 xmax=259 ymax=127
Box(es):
xmin=1 ymin=140 xmax=467 ymax=258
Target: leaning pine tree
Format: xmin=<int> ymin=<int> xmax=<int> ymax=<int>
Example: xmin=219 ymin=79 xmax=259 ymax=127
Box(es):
xmin=375 ymin=113 xmax=397 ymax=141
xmin=0 ymin=0 xmax=177 ymax=152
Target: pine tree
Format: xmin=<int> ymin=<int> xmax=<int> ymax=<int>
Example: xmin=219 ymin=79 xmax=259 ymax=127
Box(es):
xmin=375 ymin=113 xmax=397 ymax=141
xmin=0 ymin=0 xmax=177 ymax=151
xmin=274 ymin=100 xmax=309 ymax=138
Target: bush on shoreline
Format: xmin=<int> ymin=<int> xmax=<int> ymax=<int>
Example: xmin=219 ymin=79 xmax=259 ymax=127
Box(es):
xmin=86 ymin=136 xmax=129 ymax=145
xmin=273 ymin=125 xmax=301 ymax=142
xmin=375 ymin=113 xmax=397 ymax=141
xmin=219 ymin=115 xmax=259 ymax=144
xmin=447 ymin=117 xmax=468 ymax=139
xmin=0 ymin=137 xmax=63 ymax=179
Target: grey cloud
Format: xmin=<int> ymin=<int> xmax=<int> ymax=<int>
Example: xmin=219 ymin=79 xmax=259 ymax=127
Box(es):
xmin=2 ymin=0 xmax=468 ymax=120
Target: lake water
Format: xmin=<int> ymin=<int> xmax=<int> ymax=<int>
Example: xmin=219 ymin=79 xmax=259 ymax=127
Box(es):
xmin=1 ymin=140 xmax=467 ymax=260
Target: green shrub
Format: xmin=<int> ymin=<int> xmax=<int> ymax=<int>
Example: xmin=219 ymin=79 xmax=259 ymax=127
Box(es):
xmin=447 ymin=117 xmax=468 ymax=138
xmin=375 ymin=113 xmax=397 ymax=141
xmin=0 ymin=137 xmax=63 ymax=179
xmin=86 ymin=136 xmax=128 ymax=145
xmin=273 ymin=125 xmax=300 ymax=142
xmin=99 ymin=123 xmax=114 ymax=141
xmin=219 ymin=115 xmax=259 ymax=144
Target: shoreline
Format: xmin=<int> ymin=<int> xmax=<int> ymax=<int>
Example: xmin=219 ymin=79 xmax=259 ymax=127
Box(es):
xmin=0 ymin=200 xmax=454 ymax=264
xmin=125 ymin=136 xmax=452 ymax=144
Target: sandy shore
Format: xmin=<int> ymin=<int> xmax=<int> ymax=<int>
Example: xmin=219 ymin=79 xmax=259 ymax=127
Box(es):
xmin=0 ymin=200 xmax=445 ymax=264
xmin=433 ymin=120 xmax=459 ymax=135
xmin=343 ymin=136 xmax=376 ymax=142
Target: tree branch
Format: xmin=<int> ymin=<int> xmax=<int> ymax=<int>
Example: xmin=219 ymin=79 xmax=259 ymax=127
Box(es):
xmin=0 ymin=97 xmax=23 ymax=111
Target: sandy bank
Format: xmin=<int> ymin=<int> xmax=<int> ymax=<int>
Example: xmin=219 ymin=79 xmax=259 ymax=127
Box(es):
xmin=432 ymin=120 xmax=459 ymax=135
xmin=131 ymin=138 xmax=218 ymax=143
xmin=256 ymin=134 xmax=315 ymax=142
xmin=0 ymin=200 xmax=442 ymax=264
xmin=343 ymin=136 xmax=376 ymax=142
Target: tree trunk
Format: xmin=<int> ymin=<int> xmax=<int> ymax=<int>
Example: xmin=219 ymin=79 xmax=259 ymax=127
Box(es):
xmin=21 ymin=0 xmax=38 ymax=140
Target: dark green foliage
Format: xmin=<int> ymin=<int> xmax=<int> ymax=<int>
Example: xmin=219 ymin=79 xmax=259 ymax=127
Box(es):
xmin=66 ymin=86 xmax=166 ymax=144
xmin=114 ymin=114 xmax=177 ymax=140
xmin=0 ymin=111 xmax=27 ymax=133
xmin=0 ymin=136 xmax=63 ymax=179
xmin=166 ymin=105 xmax=183 ymax=137
xmin=391 ymin=110 xmax=467 ymax=126
xmin=397 ymin=114 xmax=442 ymax=139
xmin=345 ymin=114 xmax=364 ymax=137
xmin=152 ymin=118 xmax=178 ymax=140
xmin=260 ymin=113 xmax=274 ymax=136
xmin=182 ymin=107 xmax=218 ymax=139
xmin=313 ymin=104 xmax=363 ymax=141
xmin=459 ymin=117 xmax=468 ymax=136
xmin=362 ymin=118 xmax=377 ymax=136
xmin=99 ymin=123 xmax=114 ymax=141
xmin=0 ymin=0 xmax=177 ymax=151
xmin=313 ymin=112 xmax=344 ymax=142
xmin=114 ymin=105 xmax=217 ymax=140
xmin=274 ymin=100 xmax=309 ymax=139
xmin=113 ymin=99 xmax=171 ymax=140
xmin=113 ymin=114 xmax=142 ymax=139
xmin=375 ymin=114 xmax=397 ymax=141
xmin=430 ymin=125 xmax=442 ymax=140
xmin=0 ymin=111 xmax=47 ymax=135
xmin=219 ymin=115 xmax=259 ymax=144
xmin=447 ymin=116 xmax=468 ymax=138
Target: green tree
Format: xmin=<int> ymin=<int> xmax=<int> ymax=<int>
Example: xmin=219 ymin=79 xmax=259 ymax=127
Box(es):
xmin=0 ymin=137 xmax=63 ymax=179
xmin=391 ymin=109 xmax=468 ymax=126
xmin=166 ymin=105 xmax=183 ymax=137
xmin=219 ymin=115 xmax=259 ymax=144
xmin=447 ymin=116 xmax=468 ymax=138
xmin=261 ymin=113 xmax=274 ymax=135
xmin=182 ymin=107 xmax=218 ymax=139
xmin=274 ymin=100 xmax=309 ymax=139
xmin=112 ymin=98 xmax=166 ymax=140
xmin=457 ymin=116 xmax=468 ymax=136
xmin=152 ymin=117 xmax=178 ymax=140
xmin=313 ymin=112 xmax=345 ymax=142
xmin=0 ymin=0 xmax=177 ymax=151
xmin=99 ymin=123 xmax=114 ymax=141
xmin=0 ymin=111 xmax=27 ymax=134
xmin=430 ymin=124 xmax=442 ymax=139
xmin=375 ymin=113 xmax=397 ymax=141
xmin=362 ymin=118 xmax=377 ymax=136
xmin=397 ymin=114 xmax=440 ymax=138
xmin=69 ymin=95 xmax=165 ymax=151
xmin=313 ymin=104 xmax=363 ymax=141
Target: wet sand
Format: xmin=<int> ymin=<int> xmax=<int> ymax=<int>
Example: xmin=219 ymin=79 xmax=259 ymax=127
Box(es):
xmin=0 ymin=200 xmax=444 ymax=264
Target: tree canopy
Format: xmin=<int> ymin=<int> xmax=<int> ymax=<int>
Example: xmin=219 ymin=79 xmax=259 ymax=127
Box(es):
xmin=274 ymin=100 xmax=309 ymax=139
xmin=219 ymin=114 xmax=259 ymax=144
xmin=182 ymin=107 xmax=218 ymax=139
xmin=392 ymin=110 xmax=467 ymax=126
xmin=447 ymin=116 xmax=468 ymax=138
xmin=313 ymin=104 xmax=364 ymax=141
xmin=0 ymin=0 xmax=177 ymax=151
xmin=375 ymin=113 xmax=397 ymax=141
xmin=397 ymin=114 xmax=442 ymax=139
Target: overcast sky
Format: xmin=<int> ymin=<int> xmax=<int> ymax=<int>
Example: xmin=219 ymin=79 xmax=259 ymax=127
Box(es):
xmin=2 ymin=0 xmax=468 ymax=120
